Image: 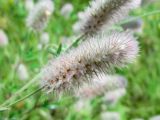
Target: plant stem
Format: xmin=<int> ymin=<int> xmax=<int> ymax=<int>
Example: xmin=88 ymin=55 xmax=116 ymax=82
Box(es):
xmin=0 ymin=73 xmax=42 ymax=107
xmin=118 ymin=10 xmax=160 ymax=25
xmin=65 ymin=34 xmax=85 ymax=51
xmin=7 ymin=86 xmax=45 ymax=107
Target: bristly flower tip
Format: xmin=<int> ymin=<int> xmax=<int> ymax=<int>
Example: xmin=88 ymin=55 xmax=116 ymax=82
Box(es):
xmin=77 ymin=74 xmax=127 ymax=99
xmin=26 ymin=0 xmax=54 ymax=31
xmin=74 ymin=0 xmax=141 ymax=36
xmin=40 ymin=31 xmax=139 ymax=96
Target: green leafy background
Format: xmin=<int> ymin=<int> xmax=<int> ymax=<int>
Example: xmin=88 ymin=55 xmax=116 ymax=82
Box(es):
xmin=0 ymin=0 xmax=160 ymax=119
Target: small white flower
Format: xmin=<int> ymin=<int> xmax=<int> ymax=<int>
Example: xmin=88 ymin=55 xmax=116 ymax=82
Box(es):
xmin=101 ymin=112 xmax=120 ymax=120
xmin=131 ymin=118 xmax=144 ymax=120
xmin=0 ymin=29 xmax=8 ymax=47
xmin=25 ymin=0 xmax=34 ymax=12
xmin=40 ymin=32 xmax=50 ymax=45
xmin=149 ymin=115 xmax=160 ymax=120
xmin=26 ymin=0 xmax=54 ymax=31
xmin=60 ymin=3 xmax=74 ymax=18
xmin=17 ymin=63 xmax=29 ymax=81
xmin=102 ymin=88 xmax=126 ymax=105
xmin=37 ymin=43 xmax=43 ymax=50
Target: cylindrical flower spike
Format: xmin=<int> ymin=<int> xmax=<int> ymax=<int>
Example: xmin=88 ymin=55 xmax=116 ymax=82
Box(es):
xmin=26 ymin=0 xmax=54 ymax=31
xmin=41 ymin=31 xmax=139 ymax=95
xmin=77 ymin=74 xmax=127 ymax=99
xmin=74 ymin=0 xmax=141 ymax=36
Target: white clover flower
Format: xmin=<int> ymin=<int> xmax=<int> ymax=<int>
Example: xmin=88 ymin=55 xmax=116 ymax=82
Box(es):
xmin=101 ymin=112 xmax=120 ymax=120
xmin=25 ymin=0 xmax=34 ymax=12
xmin=26 ymin=0 xmax=54 ymax=31
xmin=75 ymin=0 xmax=141 ymax=36
xmin=17 ymin=63 xmax=29 ymax=81
xmin=60 ymin=3 xmax=74 ymax=18
xmin=40 ymin=32 xmax=50 ymax=45
xmin=0 ymin=29 xmax=8 ymax=47
xmin=40 ymin=31 xmax=139 ymax=95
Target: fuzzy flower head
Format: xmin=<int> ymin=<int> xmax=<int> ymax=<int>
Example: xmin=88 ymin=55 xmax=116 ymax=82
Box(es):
xmin=0 ymin=29 xmax=8 ymax=47
xmin=40 ymin=31 xmax=139 ymax=96
xmin=26 ymin=0 xmax=54 ymax=31
xmin=77 ymin=74 xmax=127 ymax=99
xmin=74 ymin=0 xmax=141 ymax=36
xmin=149 ymin=115 xmax=160 ymax=120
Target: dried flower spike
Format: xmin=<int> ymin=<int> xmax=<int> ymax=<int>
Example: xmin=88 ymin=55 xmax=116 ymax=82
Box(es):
xmin=41 ymin=31 xmax=139 ymax=95
xmin=26 ymin=0 xmax=54 ymax=31
xmin=74 ymin=0 xmax=141 ymax=36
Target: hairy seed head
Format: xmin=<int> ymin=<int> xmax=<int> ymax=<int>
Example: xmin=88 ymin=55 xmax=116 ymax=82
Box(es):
xmin=41 ymin=31 xmax=138 ymax=95
xmin=74 ymin=0 xmax=141 ymax=36
xmin=77 ymin=74 xmax=127 ymax=99
xmin=26 ymin=0 xmax=54 ymax=31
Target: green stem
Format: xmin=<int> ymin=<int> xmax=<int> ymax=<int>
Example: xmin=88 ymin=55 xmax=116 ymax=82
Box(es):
xmin=65 ymin=34 xmax=85 ymax=51
xmin=118 ymin=10 xmax=160 ymax=25
xmin=7 ymin=86 xmax=44 ymax=107
xmin=0 ymin=73 xmax=42 ymax=107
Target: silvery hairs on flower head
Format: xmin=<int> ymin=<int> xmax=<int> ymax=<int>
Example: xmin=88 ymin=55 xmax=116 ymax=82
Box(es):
xmin=26 ymin=0 xmax=54 ymax=32
xmin=76 ymin=74 xmax=127 ymax=99
xmin=40 ymin=31 xmax=139 ymax=96
xmin=74 ymin=0 xmax=141 ymax=36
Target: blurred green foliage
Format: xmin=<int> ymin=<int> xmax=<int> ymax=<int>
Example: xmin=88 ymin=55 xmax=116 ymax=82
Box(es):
xmin=0 ymin=0 xmax=160 ymax=119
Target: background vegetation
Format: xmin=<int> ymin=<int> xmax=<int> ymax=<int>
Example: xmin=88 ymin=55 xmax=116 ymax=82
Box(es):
xmin=0 ymin=0 xmax=160 ymax=119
